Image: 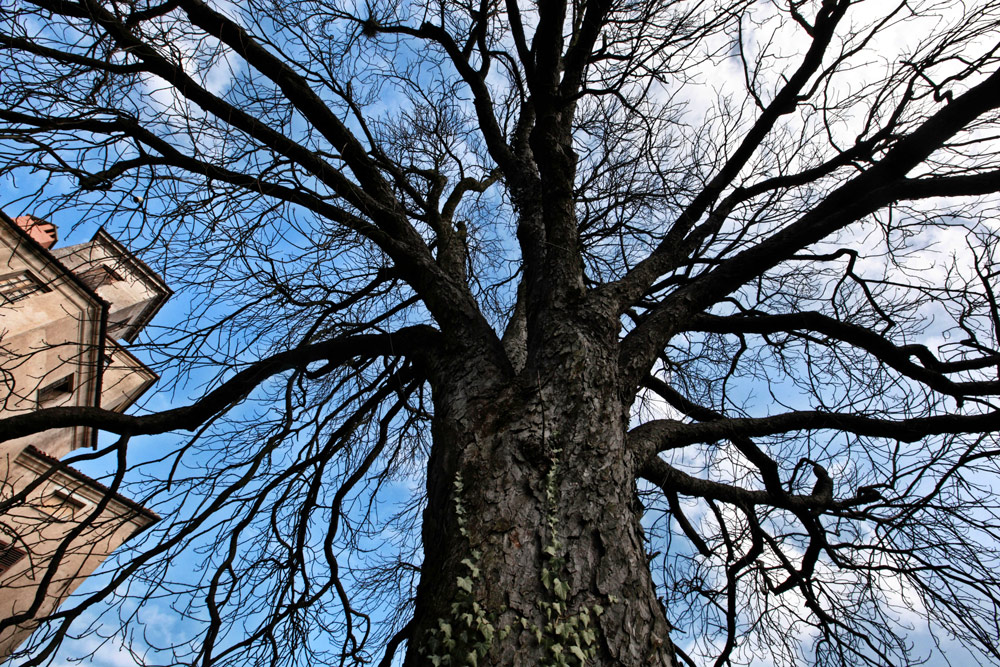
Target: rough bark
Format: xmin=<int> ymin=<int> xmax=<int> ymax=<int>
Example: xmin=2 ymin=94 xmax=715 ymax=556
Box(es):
xmin=406 ymin=311 xmax=675 ymax=666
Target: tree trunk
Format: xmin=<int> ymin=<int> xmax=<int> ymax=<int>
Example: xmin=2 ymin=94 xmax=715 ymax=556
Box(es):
xmin=405 ymin=318 xmax=676 ymax=666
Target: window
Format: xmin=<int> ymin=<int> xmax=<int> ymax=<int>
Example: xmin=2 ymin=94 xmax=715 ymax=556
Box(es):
xmin=77 ymin=264 xmax=122 ymax=290
xmin=37 ymin=374 xmax=73 ymax=406
xmin=51 ymin=488 xmax=87 ymax=512
xmin=0 ymin=541 xmax=27 ymax=576
xmin=0 ymin=271 xmax=48 ymax=304
xmin=39 ymin=487 xmax=89 ymax=518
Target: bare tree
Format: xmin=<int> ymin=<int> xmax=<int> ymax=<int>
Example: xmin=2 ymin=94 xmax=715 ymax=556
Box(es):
xmin=4 ymin=0 xmax=1000 ymax=665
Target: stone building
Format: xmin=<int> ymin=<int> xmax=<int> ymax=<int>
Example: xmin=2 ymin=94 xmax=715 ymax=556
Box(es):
xmin=0 ymin=211 xmax=170 ymax=659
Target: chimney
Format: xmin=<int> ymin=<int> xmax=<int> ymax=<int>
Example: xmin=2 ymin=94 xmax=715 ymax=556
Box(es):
xmin=13 ymin=215 xmax=58 ymax=250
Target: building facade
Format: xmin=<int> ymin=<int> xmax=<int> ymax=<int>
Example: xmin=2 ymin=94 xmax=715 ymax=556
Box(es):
xmin=0 ymin=212 xmax=170 ymax=659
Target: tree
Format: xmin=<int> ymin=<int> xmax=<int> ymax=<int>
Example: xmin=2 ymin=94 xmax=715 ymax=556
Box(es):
xmin=3 ymin=0 xmax=1000 ymax=664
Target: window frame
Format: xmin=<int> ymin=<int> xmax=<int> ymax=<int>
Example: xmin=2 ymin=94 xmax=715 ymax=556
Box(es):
xmin=0 ymin=540 xmax=27 ymax=577
xmin=37 ymin=374 xmax=74 ymax=406
xmin=0 ymin=270 xmax=49 ymax=304
xmin=76 ymin=264 xmax=123 ymax=290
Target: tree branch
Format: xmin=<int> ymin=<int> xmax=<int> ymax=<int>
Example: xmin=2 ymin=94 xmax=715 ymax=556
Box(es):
xmin=0 ymin=327 xmax=438 ymax=443
xmin=630 ymin=408 xmax=1000 ymax=455
xmin=620 ymin=62 xmax=1000 ymax=389
xmin=638 ymin=455 xmax=834 ymax=513
xmin=686 ymin=311 xmax=1000 ymax=399
xmin=605 ymin=0 xmax=852 ymax=308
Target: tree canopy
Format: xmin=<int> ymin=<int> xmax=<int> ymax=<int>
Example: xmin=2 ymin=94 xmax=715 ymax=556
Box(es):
xmin=4 ymin=0 xmax=1000 ymax=665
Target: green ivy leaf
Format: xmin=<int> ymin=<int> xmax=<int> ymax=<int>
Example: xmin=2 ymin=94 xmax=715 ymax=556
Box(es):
xmin=553 ymin=578 xmax=570 ymax=601
xmin=461 ymin=558 xmax=480 ymax=578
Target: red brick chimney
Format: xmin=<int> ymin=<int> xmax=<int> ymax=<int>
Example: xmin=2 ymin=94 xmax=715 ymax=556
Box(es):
xmin=13 ymin=215 xmax=58 ymax=249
